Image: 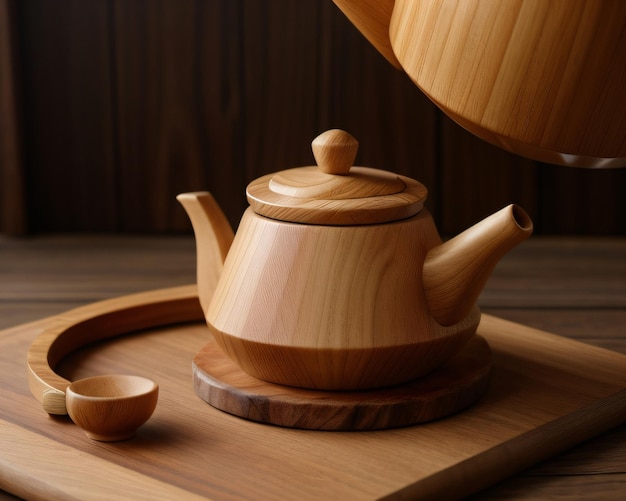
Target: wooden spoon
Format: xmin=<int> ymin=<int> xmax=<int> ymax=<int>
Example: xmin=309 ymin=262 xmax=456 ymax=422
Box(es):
xmin=26 ymin=285 xmax=204 ymax=440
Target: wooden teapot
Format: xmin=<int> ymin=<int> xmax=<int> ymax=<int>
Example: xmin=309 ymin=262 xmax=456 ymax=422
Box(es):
xmin=178 ymin=130 xmax=532 ymax=390
xmin=333 ymin=0 xmax=626 ymax=167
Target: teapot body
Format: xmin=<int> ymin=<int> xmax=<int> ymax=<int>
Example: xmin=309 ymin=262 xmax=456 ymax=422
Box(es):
xmin=206 ymin=208 xmax=480 ymax=390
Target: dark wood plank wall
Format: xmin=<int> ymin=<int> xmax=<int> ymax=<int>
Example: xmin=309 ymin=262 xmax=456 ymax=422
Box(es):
xmin=2 ymin=0 xmax=625 ymax=236
xmin=0 ymin=0 xmax=26 ymax=235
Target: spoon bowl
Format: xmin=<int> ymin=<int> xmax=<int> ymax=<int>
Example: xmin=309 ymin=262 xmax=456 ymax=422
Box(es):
xmin=65 ymin=374 xmax=158 ymax=442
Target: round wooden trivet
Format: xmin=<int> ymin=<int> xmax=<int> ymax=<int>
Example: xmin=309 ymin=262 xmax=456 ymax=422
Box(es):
xmin=192 ymin=335 xmax=491 ymax=430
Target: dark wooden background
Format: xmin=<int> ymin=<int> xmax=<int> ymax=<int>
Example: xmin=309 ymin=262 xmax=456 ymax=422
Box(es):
xmin=1 ymin=0 xmax=625 ymax=236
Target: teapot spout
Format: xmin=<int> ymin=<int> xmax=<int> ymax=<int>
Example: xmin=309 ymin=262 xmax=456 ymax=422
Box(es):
xmin=177 ymin=192 xmax=234 ymax=314
xmin=423 ymin=204 xmax=533 ymax=326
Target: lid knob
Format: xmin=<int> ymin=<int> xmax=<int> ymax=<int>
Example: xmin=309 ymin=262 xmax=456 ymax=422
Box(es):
xmin=312 ymin=129 xmax=358 ymax=175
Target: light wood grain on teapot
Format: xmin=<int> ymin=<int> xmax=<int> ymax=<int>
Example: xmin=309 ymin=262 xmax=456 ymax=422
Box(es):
xmin=424 ymin=205 xmax=533 ymax=326
xmin=268 ymin=166 xmax=405 ymax=199
xmin=205 ymin=208 xmax=481 ymax=389
xmin=177 ymin=193 xmax=234 ymax=314
xmin=311 ymin=129 xmax=359 ymax=175
xmin=177 ymin=127 xmax=532 ymax=390
xmin=247 ymin=172 xmax=426 ymax=225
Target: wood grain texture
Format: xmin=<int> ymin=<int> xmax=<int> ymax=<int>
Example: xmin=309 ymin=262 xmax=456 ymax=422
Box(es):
xmin=423 ymin=204 xmax=532 ymax=325
xmin=176 ymin=192 xmax=234 ymax=313
xmin=202 ymin=207 xmax=481 ymax=389
xmin=4 ymin=308 xmax=626 ymax=499
xmin=247 ymin=168 xmax=427 ymax=225
xmin=27 ymin=285 xmax=202 ymax=415
xmin=311 ymin=129 xmax=359 ymax=175
xmin=4 ymin=1 xmax=625 ymax=236
xmin=0 ymin=419 xmax=207 ymax=501
xmin=1 ymin=235 xmax=626 ymax=499
xmin=179 ymin=188 xmax=529 ymax=389
xmin=389 ymin=0 xmax=626 ymax=166
xmin=66 ymin=374 xmax=159 ymax=442
xmin=241 ymin=130 xmax=428 ymax=227
xmin=193 ymin=334 xmax=492 ymax=430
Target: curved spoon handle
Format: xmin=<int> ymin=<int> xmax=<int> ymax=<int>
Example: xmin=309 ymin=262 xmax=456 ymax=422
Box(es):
xmin=27 ymin=285 xmax=203 ymax=415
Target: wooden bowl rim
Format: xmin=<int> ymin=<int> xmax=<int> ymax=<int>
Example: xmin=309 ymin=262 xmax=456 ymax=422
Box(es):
xmin=66 ymin=374 xmax=158 ymax=401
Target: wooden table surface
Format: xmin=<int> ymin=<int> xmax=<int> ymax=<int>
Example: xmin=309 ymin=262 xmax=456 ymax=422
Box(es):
xmin=1 ymin=234 xmax=625 ymax=499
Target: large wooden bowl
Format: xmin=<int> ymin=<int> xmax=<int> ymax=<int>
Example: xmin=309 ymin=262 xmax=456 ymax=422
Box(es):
xmin=334 ymin=0 xmax=626 ymax=167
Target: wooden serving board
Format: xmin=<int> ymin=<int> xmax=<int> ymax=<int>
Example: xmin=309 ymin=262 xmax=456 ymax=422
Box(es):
xmin=2 ymin=285 xmax=626 ymax=500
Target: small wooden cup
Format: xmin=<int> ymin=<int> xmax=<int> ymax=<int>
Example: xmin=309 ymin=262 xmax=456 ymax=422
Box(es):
xmin=66 ymin=375 xmax=158 ymax=442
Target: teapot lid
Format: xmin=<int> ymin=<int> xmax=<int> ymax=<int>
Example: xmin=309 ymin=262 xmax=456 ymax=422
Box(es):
xmin=246 ymin=130 xmax=427 ymax=225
